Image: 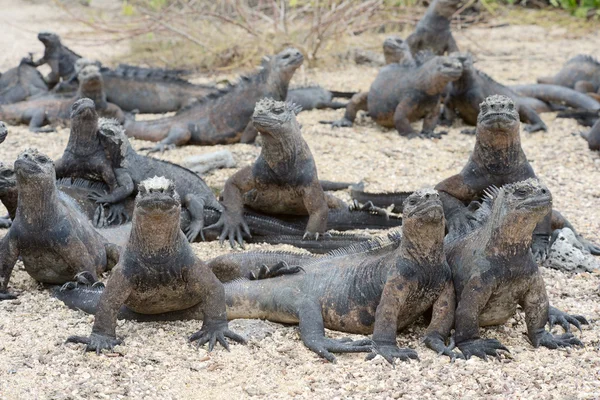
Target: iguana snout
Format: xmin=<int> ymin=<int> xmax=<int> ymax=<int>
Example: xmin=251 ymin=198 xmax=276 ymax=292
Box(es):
xmin=136 ymin=176 xmax=181 ymax=213
xmin=70 ymin=98 xmax=96 ymax=119
xmin=477 ymin=94 xmax=519 ymax=127
xmin=437 ymin=57 xmax=463 ymax=79
xmin=403 ymin=189 xmax=444 ymax=221
xmin=37 ymin=31 xmax=60 ymax=46
xmin=252 ymin=98 xmax=301 ymax=132
xmin=276 ymin=48 xmax=304 ymax=68
xmin=78 ymin=66 xmax=103 ymax=88
xmin=14 ymin=148 xmax=54 ymax=178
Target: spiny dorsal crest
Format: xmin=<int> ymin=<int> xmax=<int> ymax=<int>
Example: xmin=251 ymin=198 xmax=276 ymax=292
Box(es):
xmin=475 ymin=178 xmax=544 ymax=222
xmin=567 ymin=54 xmax=600 ymax=67
xmin=254 ymin=98 xmax=302 ymax=117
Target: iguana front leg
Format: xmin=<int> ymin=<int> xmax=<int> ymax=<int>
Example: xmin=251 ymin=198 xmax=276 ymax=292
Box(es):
xmin=423 ymin=280 xmax=459 ymax=360
xmin=302 ymin=182 xmax=330 ymax=240
xmin=29 ymin=111 xmax=54 ymax=133
xmin=0 ymin=232 xmax=20 ymax=300
xmin=183 ymin=195 xmax=205 ymax=242
xmin=143 ymin=126 xmax=191 ymax=154
xmin=331 ymin=92 xmax=368 ymax=127
xmin=89 ymin=168 xmax=134 ymax=205
xmin=421 ymin=101 xmax=445 ymax=138
xmin=519 ymin=104 xmax=547 ymax=133
xmin=366 ymin=275 xmax=420 ymax=364
xmin=393 ymin=99 xmax=418 ymax=136
xmin=66 ymin=266 xmax=132 ymax=353
xmin=521 ymin=273 xmax=582 ymax=350
xmin=454 ymin=276 xmax=508 ymax=360
xmin=574 ymin=80 xmax=596 ymax=94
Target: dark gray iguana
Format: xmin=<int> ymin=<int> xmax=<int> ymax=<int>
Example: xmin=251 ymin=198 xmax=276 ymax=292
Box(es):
xmin=405 ymin=0 xmax=462 ymax=56
xmin=0 ymin=60 xmax=48 ymax=104
xmin=123 ymin=48 xmax=304 ymax=151
xmin=0 ymin=149 xmax=120 ymax=300
xmin=64 ymin=177 xmax=246 ymax=354
xmin=285 ymin=86 xmax=355 ymax=112
xmin=446 ymin=179 xmax=584 ymax=359
xmin=537 ymin=55 xmax=600 ymax=102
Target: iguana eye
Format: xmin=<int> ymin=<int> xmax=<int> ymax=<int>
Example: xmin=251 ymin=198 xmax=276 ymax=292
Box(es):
xmin=273 ymin=108 xmax=284 ymax=114
xmin=409 ymin=199 xmax=417 ymax=206
xmin=515 ymin=189 xmax=527 ymax=197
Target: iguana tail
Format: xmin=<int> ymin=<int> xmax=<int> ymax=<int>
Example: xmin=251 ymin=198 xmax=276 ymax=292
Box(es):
xmin=557 ymin=109 xmax=599 ymax=127
xmin=350 ymin=187 xmax=413 ymax=214
xmin=320 ymin=180 xmax=360 ymax=191
xmin=511 ymin=84 xmax=600 ymax=111
xmin=329 ymin=90 xmax=357 ymax=99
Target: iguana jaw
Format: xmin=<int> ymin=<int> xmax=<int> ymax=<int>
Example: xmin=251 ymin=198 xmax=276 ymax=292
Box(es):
xmin=477 ymin=95 xmax=519 ymax=129
xmin=38 ymin=31 xmax=59 ymax=46
xmin=70 ymin=98 xmax=96 ymax=120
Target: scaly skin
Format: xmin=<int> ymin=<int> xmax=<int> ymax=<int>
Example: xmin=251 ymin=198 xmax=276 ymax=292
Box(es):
xmin=64 ymin=177 xmax=246 ymax=354
xmin=24 ymin=31 xmax=81 ymax=88
xmin=0 ymin=149 xmax=119 ymax=301
xmin=537 ymin=55 xmax=600 ymax=100
xmin=406 ymin=0 xmax=462 ymax=56
xmin=446 ymin=179 xmax=584 ymax=359
xmin=124 ymin=48 xmax=304 ymax=150
xmin=0 ymin=60 xmax=48 ymax=104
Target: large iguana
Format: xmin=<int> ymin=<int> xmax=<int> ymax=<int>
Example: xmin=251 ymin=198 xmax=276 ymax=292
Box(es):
xmin=0 ymin=60 xmax=48 ymax=104
xmin=446 ymin=179 xmax=584 ymax=359
xmin=0 ymin=66 xmax=124 ymax=132
xmin=64 ymin=177 xmax=246 ymax=354
xmin=406 ymin=0 xmax=462 ymax=56
xmin=328 ymin=53 xmax=463 ymax=137
xmin=537 ymin=55 xmax=600 ymax=101
xmin=23 ymin=31 xmax=81 ymax=89
xmin=123 ymin=48 xmax=304 ymax=151
xmin=443 ymin=53 xmax=547 ymax=133
xmin=0 ymin=149 xmax=120 ymax=300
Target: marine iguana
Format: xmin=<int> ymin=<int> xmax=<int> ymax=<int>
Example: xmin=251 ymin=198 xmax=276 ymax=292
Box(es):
xmin=90 ymin=118 xmax=223 ymax=242
xmin=285 ymin=86 xmax=355 ymax=112
xmin=0 ymin=66 xmax=124 ymax=132
xmin=446 ymin=179 xmax=584 ymax=359
xmin=510 ymin=84 xmax=600 ymax=111
xmin=0 ymin=149 xmax=120 ymax=300
xmin=123 ymin=48 xmax=304 ymax=151
xmin=581 ymin=118 xmax=600 ymax=151
xmin=406 ymin=0 xmax=462 ymax=56
xmin=64 ymin=177 xmax=246 ymax=354
xmin=443 ymin=53 xmax=547 ymax=133
xmin=0 ymin=60 xmax=48 ymax=104
xmin=23 ymin=31 xmax=81 ymax=89
xmin=537 ymin=55 xmax=600 ymax=101
xmin=328 ymin=54 xmax=463 ymax=137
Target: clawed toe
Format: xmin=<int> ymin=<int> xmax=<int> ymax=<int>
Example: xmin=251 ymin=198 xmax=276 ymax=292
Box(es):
xmin=457 ymin=338 xmax=509 ymax=360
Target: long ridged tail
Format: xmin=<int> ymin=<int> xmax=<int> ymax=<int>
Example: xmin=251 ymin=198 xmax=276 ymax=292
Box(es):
xmin=350 ymin=187 xmax=413 ymax=214
xmin=511 ymin=84 xmax=600 ymax=111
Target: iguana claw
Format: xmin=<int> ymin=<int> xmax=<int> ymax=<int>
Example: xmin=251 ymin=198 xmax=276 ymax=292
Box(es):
xmin=366 ymin=343 xmax=419 ymax=365
xmin=189 ymin=320 xmax=246 ymax=351
xmin=548 ymin=306 xmax=588 ymax=333
xmin=67 ymin=333 xmax=123 ymax=355
xmin=457 ymin=338 xmax=509 ymax=360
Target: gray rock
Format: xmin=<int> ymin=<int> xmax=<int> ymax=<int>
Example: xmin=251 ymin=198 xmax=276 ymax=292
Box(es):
xmin=182 ymin=150 xmax=236 ymax=175
xmin=545 ymin=228 xmax=599 ymax=273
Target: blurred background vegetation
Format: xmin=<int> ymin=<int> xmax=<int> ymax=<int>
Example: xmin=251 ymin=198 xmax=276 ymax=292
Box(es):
xmin=57 ymin=0 xmax=600 ymax=71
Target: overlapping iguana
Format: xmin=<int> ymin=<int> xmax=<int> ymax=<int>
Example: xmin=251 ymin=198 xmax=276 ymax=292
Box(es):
xmin=537 ymin=55 xmax=600 ymax=101
xmin=23 ymin=31 xmax=81 ymax=89
xmin=443 ymin=53 xmax=547 ymax=133
xmin=211 ymin=99 xmax=394 ymax=247
xmin=446 ymin=179 xmax=584 ymax=359
xmin=327 ymin=52 xmax=463 ymax=138
xmin=63 ymin=177 xmax=246 ymax=354
xmin=0 ymin=149 xmax=120 ymax=301
xmin=0 ymin=60 xmax=48 ymax=104
xmin=123 ymin=48 xmax=304 ymax=151
xmin=406 ymin=0 xmax=462 ymax=56
xmin=0 ymin=66 xmax=124 ymax=132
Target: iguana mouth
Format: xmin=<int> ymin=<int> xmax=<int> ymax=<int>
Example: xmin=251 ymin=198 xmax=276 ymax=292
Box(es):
xmin=481 ymin=111 xmax=518 ymax=123
xmin=137 ymin=196 xmax=179 ymax=213
xmin=252 ymin=116 xmax=279 ymax=128
xmin=516 ymin=196 xmax=551 ymax=210
xmin=15 ymin=157 xmax=43 ymax=175
xmin=408 ymin=200 xmax=444 ymax=219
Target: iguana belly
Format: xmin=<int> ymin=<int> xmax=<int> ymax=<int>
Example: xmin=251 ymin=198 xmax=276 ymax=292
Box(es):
xmin=244 ymin=187 xmax=308 ymax=215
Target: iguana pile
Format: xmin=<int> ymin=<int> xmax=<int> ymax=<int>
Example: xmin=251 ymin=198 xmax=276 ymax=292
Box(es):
xmin=446 ymin=179 xmax=584 ymax=359
xmin=0 ymin=149 xmax=120 ymax=301
xmin=537 ymin=55 xmax=600 ymax=101
xmin=406 ymin=0 xmax=462 ymax=56
xmin=63 ymin=177 xmax=246 ymax=354
xmin=0 ymin=60 xmax=48 ymax=104
xmin=24 ymin=31 xmax=81 ymax=89
xmin=123 ymin=48 xmax=304 ymax=151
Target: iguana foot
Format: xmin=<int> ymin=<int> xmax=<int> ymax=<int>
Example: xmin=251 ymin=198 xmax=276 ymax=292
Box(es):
xmin=366 ymin=342 xmax=419 ymax=365
xmin=250 ymin=261 xmax=304 ymax=280
xmin=457 ymin=338 xmax=509 ymax=360
xmin=532 ymin=234 xmax=550 ymax=262
xmin=330 ymin=118 xmax=353 ymax=128
xmin=524 ymin=122 xmax=547 ymax=133
xmin=105 ymin=203 xmax=130 ymax=226
xmin=0 ymin=290 xmax=18 ymax=301
xmin=302 ymin=231 xmax=331 ymax=241
xmin=73 ymin=271 xmax=97 ymax=286
xmin=351 ymin=200 xmax=389 ymax=218
xmin=577 ymin=236 xmax=600 ymax=255
xmin=423 ymin=333 xmax=463 ymax=361
xmin=141 ymin=143 xmax=176 ymax=154
xmin=548 ymin=306 xmax=588 ymax=333
xmin=189 ymin=320 xmax=247 ymax=351
xmin=537 ymin=331 xmax=583 ymax=349
xmin=31 ymin=127 xmax=56 ymax=133
xmin=0 ymin=217 xmax=12 ymax=229
xmin=66 ymin=332 xmax=123 ymax=355
xmin=305 ymin=336 xmax=373 ymax=363
xmin=460 ymin=128 xmax=477 ymax=135
xmin=418 ymin=130 xmax=447 ymax=139
xmin=206 ymin=212 xmax=251 ymax=248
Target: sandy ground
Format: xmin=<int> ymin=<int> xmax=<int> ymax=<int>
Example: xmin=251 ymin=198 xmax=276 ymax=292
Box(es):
xmin=2 ymin=1 xmax=600 ymax=399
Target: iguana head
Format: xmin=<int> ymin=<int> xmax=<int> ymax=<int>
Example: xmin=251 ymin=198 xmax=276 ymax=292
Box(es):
xmin=14 ymin=148 xmax=55 ymax=185
xmin=449 ymin=52 xmax=472 ymax=69
xmin=267 ymin=48 xmax=304 ymax=81
xmin=477 ymin=95 xmax=519 ymax=132
xmin=70 ymin=98 xmax=97 ymax=120
xmin=0 ymin=162 xmax=16 ymax=193
xmin=430 ymin=56 xmax=463 ymax=80
xmin=78 ymin=65 xmax=103 ymax=94
xmin=435 ymin=0 xmax=464 ymax=18
xmin=136 ymin=176 xmax=181 ymax=215
xmin=0 ymin=121 xmax=7 ymax=144
xmin=74 ymin=58 xmax=101 ymax=75
xmin=493 ymin=179 xmax=551 ymax=220
xmin=383 ymin=36 xmax=412 ymax=65
xmin=38 ymin=31 xmax=61 ymax=48
xmin=97 ymin=118 xmax=129 ymax=166
xmin=403 ymin=188 xmax=444 ymax=224
xmin=252 ymin=98 xmax=302 ymax=136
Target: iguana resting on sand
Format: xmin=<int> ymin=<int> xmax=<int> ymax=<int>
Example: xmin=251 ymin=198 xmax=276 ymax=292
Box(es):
xmin=328 ymin=53 xmax=463 ymax=137
xmin=0 ymin=60 xmax=48 ymax=104
xmin=23 ymin=31 xmax=81 ymax=89
xmin=124 ymin=48 xmax=304 ymax=151
xmin=0 ymin=149 xmax=120 ymax=300
xmin=90 ymin=118 xmax=223 ymax=242
xmin=65 ymin=177 xmax=246 ymax=354
xmin=211 ymin=99 xmax=388 ymax=247
xmin=510 ymin=84 xmax=600 ymax=111
xmin=0 ymin=66 xmax=124 ymax=132
xmin=537 ymin=55 xmax=600 ymax=101
xmin=285 ymin=86 xmax=355 ymax=112
xmin=447 ymin=179 xmax=584 ymax=359
xmin=406 ymin=0 xmax=461 ymax=56
xmin=443 ymin=53 xmax=547 ymax=133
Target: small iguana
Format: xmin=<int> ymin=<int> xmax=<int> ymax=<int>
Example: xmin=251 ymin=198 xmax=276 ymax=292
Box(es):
xmin=124 ymin=48 xmax=304 ymax=151
xmin=23 ymin=31 xmax=81 ymax=88
xmin=446 ymin=179 xmax=584 ymax=359
xmin=0 ymin=149 xmax=120 ymax=300
xmin=0 ymin=66 xmax=124 ymax=132
xmin=537 ymin=55 xmax=600 ymax=101
xmin=0 ymin=59 xmax=48 ymax=104
xmin=406 ymin=0 xmax=462 ymax=56
xmin=64 ymin=177 xmax=246 ymax=354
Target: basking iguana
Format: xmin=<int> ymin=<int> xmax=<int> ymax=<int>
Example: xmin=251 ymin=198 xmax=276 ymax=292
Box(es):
xmin=64 ymin=177 xmax=246 ymax=354
xmin=328 ymin=54 xmax=463 ymax=137
xmin=123 ymin=48 xmax=304 ymax=151
xmin=406 ymin=0 xmax=462 ymax=56
xmin=443 ymin=53 xmax=547 ymax=133
xmin=446 ymin=179 xmax=584 ymax=359
xmin=0 ymin=149 xmax=120 ymax=300
xmin=0 ymin=66 xmax=124 ymax=132
xmin=0 ymin=59 xmax=48 ymax=104
xmin=23 ymin=31 xmax=81 ymax=89
xmin=537 ymin=55 xmax=600 ymax=101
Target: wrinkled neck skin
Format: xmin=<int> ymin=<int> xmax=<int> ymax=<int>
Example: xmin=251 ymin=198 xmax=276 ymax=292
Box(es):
xmin=128 ymin=209 xmax=183 ymax=261
xmin=16 ymin=175 xmax=59 ymax=226
xmin=259 ymin=122 xmax=302 ymax=176
xmin=267 ymin=67 xmax=294 ymax=99
xmin=484 ymin=210 xmax=539 ymax=258
xmin=77 ymin=81 xmax=107 ymax=109
xmin=416 ymin=65 xmax=454 ymax=95
xmin=398 ymin=217 xmax=445 ymax=267
xmin=451 ymin=66 xmax=475 ymax=93
xmin=67 ymin=116 xmax=99 ymax=156
xmin=0 ymin=184 xmax=18 ymax=220
xmin=43 ymin=43 xmax=59 ymax=59
xmin=473 ymin=125 xmax=525 ymax=175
